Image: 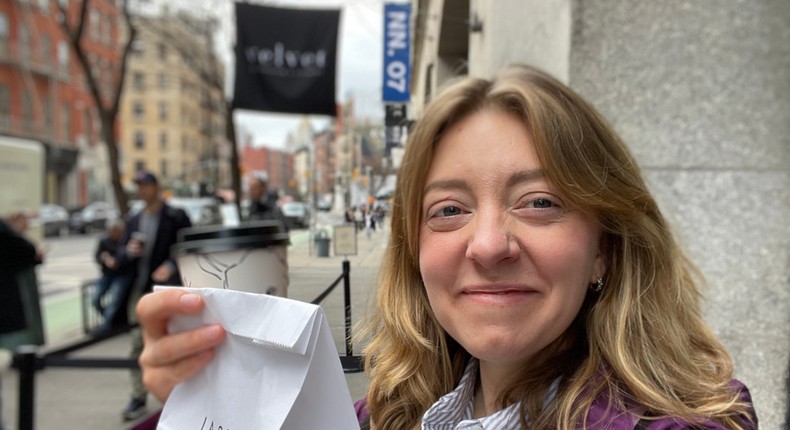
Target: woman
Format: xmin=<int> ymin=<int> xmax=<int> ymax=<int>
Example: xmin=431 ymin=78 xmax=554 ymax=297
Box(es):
xmin=136 ymin=65 xmax=756 ymax=429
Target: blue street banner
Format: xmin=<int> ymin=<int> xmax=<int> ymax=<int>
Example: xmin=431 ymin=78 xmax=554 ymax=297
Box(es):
xmin=233 ymin=3 xmax=340 ymax=116
xmin=382 ymin=3 xmax=411 ymax=103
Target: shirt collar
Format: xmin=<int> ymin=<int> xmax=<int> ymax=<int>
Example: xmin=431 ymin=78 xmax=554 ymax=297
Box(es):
xmin=421 ymin=359 xmax=523 ymax=430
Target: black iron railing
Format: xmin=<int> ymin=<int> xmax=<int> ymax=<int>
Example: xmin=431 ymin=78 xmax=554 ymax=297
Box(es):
xmin=12 ymin=261 xmax=363 ymax=430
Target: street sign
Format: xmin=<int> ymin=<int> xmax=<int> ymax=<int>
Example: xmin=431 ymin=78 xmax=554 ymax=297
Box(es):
xmin=333 ymin=224 xmax=357 ymax=256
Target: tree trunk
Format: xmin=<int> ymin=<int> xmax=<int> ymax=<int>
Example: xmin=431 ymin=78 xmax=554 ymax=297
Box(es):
xmin=100 ymin=111 xmax=128 ymax=216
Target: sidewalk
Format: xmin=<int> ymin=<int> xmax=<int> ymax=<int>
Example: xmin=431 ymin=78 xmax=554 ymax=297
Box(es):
xmin=1 ymin=224 xmax=388 ymax=429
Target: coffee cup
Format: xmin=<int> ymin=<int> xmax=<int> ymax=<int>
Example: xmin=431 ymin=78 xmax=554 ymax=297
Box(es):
xmin=172 ymin=220 xmax=289 ymax=296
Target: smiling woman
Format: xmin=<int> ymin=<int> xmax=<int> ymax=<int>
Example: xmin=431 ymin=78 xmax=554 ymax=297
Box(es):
xmin=359 ymin=64 xmax=757 ymax=429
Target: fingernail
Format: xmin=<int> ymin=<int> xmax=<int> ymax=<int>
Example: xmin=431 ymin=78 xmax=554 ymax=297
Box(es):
xmin=204 ymin=325 xmax=223 ymax=341
xmin=180 ymin=294 xmax=201 ymax=308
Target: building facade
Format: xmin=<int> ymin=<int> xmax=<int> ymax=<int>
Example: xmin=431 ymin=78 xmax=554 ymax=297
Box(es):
xmin=239 ymin=138 xmax=295 ymax=199
xmin=410 ymin=0 xmax=789 ymax=427
xmin=118 ymin=11 xmax=227 ymax=196
xmin=0 ymin=0 xmax=122 ymax=206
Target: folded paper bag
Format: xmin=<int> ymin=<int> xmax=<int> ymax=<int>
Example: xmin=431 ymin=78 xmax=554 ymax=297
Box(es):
xmin=155 ymin=286 xmax=361 ymax=430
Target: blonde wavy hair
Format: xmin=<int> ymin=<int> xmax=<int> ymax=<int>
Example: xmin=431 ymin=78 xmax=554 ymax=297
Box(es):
xmin=359 ymin=64 xmax=752 ymax=429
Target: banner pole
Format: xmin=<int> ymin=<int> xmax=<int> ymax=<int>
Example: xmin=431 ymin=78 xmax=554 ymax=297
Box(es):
xmin=225 ymin=101 xmax=242 ymax=212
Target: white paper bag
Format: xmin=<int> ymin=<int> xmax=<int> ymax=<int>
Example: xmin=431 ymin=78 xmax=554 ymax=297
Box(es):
xmin=155 ymin=287 xmax=361 ymax=430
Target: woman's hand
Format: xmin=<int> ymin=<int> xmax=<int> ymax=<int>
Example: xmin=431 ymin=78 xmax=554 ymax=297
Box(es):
xmin=136 ymin=289 xmax=226 ymax=402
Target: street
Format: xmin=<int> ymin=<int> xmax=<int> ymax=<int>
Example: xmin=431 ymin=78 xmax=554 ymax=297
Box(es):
xmin=36 ymin=232 xmax=103 ymax=343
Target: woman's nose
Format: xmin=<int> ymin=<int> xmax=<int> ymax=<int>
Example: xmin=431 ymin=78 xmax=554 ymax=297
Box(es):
xmin=465 ymin=211 xmax=518 ymax=268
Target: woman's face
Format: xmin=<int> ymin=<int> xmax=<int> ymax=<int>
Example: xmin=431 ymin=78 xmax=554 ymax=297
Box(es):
xmin=418 ymin=109 xmax=606 ymax=369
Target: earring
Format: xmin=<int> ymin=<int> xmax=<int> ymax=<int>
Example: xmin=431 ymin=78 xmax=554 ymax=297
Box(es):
xmin=590 ymin=277 xmax=604 ymax=292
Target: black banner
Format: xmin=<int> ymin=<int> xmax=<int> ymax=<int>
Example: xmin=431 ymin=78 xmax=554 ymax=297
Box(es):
xmin=384 ymin=104 xmax=407 ymax=126
xmin=233 ymin=3 xmax=340 ymax=116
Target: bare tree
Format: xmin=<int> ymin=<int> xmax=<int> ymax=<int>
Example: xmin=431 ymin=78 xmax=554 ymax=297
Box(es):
xmin=56 ymin=0 xmax=138 ymax=215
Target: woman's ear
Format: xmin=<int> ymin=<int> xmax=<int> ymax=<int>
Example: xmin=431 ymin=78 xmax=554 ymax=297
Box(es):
xmin=591 ymin=235 xmax=610 ymax=283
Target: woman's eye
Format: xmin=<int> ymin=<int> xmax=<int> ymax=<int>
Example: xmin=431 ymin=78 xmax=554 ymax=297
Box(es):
xmin=438 ymin=206 xmax=462 ymax=217
xmin=530 ymin=198 xmax=554 ymax=209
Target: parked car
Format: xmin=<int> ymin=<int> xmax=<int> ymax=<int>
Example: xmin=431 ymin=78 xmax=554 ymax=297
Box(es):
xmin=281 ymin=201 xmax=310 ymax=229
xmin=40 ymin=203 xmax=69 ymax=237
xmin=316 ymin=199 xmax=332 ymax=211
xmin=167 ymin=197 xmax=222 ymax=226
xmin=69 ymin=201 xmax=119 ymax=234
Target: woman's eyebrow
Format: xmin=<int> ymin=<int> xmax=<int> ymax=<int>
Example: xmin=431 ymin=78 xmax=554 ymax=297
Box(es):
xmin=506 ymin=169 xmax=545 ymax=188
xmin=423 ymin=179 xmax=471 ymax=196
xmin=424 ymin=170 xmax=545 ymax=196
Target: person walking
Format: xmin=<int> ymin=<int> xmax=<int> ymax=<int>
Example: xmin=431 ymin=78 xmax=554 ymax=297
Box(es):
xmin=0 ymin=212 xmax=43 ymax=430
xmin=116 ymin=171 xmax=191 ymax=421
xmin=91 ymin=220 xmax=130 ymax=334
xmin=246 ymin=172 xmax=287 ymax=228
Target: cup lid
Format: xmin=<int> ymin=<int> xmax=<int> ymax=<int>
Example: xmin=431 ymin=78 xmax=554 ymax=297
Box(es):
xmin=173 ymin=220 xmax=289 ymax=255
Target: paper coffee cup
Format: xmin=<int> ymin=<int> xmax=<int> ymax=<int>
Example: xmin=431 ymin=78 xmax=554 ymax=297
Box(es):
xmin=173 ymin=220 xmax=289 ymax=296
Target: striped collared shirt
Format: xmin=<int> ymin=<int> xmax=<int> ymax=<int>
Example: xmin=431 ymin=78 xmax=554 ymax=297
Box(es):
xmin=421 ymin=359 xmax=522 ymax=430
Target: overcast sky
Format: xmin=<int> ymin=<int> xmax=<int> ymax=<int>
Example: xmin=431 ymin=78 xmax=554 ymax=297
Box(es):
xmin=209 ymin=0 xmax=386 ymax=149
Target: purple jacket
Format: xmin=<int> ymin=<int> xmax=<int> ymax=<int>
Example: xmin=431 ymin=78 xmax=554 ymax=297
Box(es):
xmin=354 ymin=379 xmax=757 ymax=429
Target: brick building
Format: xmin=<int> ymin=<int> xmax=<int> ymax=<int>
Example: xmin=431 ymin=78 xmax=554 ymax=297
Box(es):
xmin=0 ymin=0 xmax=122 ymax=206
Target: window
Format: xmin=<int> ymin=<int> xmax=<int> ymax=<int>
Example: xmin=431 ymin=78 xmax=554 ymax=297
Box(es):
xmin=60 ymin=103 xmax=70 ymax=141
xmin=19 ymin=24 xmax=30 ymax=60
xmin=82 ymin=108 xmax=91 ymax=144
xmin=160 ymin=160 xmax=167 ymax=177
xmin=133 ymin=72 xmax=144 ymax=91
xmin=42 ymin=98 xmax=52 ymax=130
xmin=158 ymin=101 xmax=167 ymax=121
xmin=134 ymin=131 xmax=145 ymax=149
xmin=40 ymin=35 xmax=50 ymax=63
xmin=131 ymin=39 xmax=144 ymax=57
xmin=158 ymin=73 xmax=167 ymax=90
xmin=134 ymin=160 xmax=145 ymax=173
xmin=181 ymin=135 xmax=187 ymax=151
xmin=0 ymin=13 xmax=8 ymax=56
xmin=89 ymin=9 xmax=100 ymax=40
xmin=133 ymin=102 xmax=144 ymax=120
xmin=101 ymin=14 xmax=111 ymax=45
xmin=159 ymin=131 xmax=167 ymax=149
xmin=57 ymin=41 xmax=68 ymax=73
xmin=22 ymin=92 xmax=33 ymax=132
xmin=158 ymin=43 xmax=167 ymax=61
xmin=0 ymin=85 xmax=9 ymax=127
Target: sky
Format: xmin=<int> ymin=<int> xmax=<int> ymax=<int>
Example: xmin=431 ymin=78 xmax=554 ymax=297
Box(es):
xmin=210 ymin=0 xmax=387 ymax=149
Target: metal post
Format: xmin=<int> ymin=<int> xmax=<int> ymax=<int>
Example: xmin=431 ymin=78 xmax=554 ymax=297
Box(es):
xmin=342 ymin=259 xmax=352 ymax=357
xmin=14 ymin=345 xmax=38 ymax=430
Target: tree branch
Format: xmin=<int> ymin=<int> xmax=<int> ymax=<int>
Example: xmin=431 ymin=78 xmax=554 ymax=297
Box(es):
xmin=109 ymin=0 xmax=136 ymax=118
xmin=75 ymin=0 xmax=91 ymax=43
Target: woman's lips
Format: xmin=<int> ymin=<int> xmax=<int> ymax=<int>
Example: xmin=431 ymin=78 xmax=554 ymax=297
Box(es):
xmin=461 ymin=286 xmax=538 ymax=305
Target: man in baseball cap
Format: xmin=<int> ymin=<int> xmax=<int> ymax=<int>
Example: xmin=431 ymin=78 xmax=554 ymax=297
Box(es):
xmin=119 ymin=169 xmax=191 ymax=421
xmin=133 ymin=170 xmax=158 ymax=185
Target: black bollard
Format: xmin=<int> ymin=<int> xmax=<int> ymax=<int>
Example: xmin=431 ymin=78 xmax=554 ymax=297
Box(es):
xmin=13 ymin=345 xmax=39 ymax=430
xmin=342 ymin=259 xmax=352 ymax=358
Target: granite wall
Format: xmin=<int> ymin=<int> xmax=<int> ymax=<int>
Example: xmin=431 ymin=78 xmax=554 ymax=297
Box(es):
xmin=569 ymin=1 xmax=790 ymax=428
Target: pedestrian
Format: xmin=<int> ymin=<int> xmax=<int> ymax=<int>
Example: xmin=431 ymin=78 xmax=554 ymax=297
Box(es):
xmin=246 ymin=172 xmax=287 ymax=230
xmin=116 ymin=171 xmax=191 ymax=421
xmin=91 ymin=219 xmax=131 ymax=334
xmin=134 ymin=65 xmax=757 ymax=429
xmin=0 ymin=212 xmax=43 ymax=430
